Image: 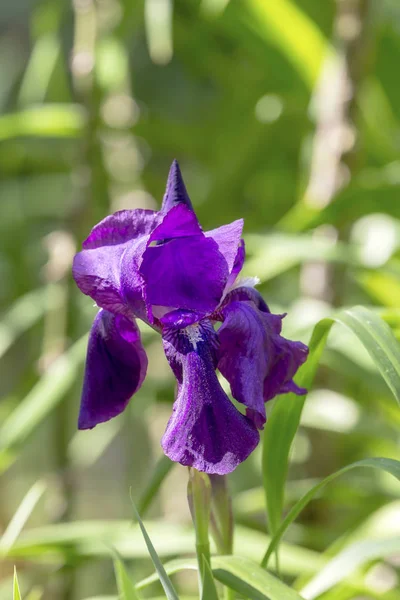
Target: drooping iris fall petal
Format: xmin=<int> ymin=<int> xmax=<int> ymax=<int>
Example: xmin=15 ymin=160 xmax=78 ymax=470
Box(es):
xmin=218 ymin=296 xmax=308 ymax=428
xmin=161 ymin=321 xmax=259 ymax=474
xmin=78 ymin=310 xmax=148 ymax=429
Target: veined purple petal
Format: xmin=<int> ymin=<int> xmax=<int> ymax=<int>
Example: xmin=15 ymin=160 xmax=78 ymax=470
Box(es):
xmin=217 ymin=301 xmax=271 ymax=429
xmin=161 ymin=308 xmax=204 ymax=329
xmin=140 ymin=205 xmax=229 ymax=315
xmin=161 ymin=160 xmax=193 ymax=213
xmin=78 ymin=310 xmax=148 ymax=429
xmin=161 ymin=321 xmax=259 ymax=474
xmin=73 ymin=209 xmax=161 ymax=317
xmin=218 ymin=299 xmax=308 ymax=428
xmin=83 ymin=209 xmax=161 ymax=249
xmin=205 ymin=219 xmax=243 ymax=275
xmin=222 ymin=285 xmax=270 ymax=313
xmin=149 ymin=204 xmax=202 ymax=243
xmin=263 ymin=336 xmax=308 ymax=401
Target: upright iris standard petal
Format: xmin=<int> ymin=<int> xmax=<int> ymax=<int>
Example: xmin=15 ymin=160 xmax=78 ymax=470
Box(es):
xmin=73 ymin=209 xmax=161 ymax=316
xmin=205 ymin=219 xmax=244 ymax=275
xmin=161 ymin=322 xmax=259 ymax=474
xmin=140 ymin=205 xmax=231 ymax=315
xmin=161 ymin=159 xmax=193 ymax=213
xmin=78 ymin=310 xmax=148 ymax=429
xmin=218 ymin=297 xmax=308 ymax=429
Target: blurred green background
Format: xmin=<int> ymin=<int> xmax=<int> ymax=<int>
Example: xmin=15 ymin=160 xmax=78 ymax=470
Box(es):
xmin=0 ymin=0 xmax=400 ymax=599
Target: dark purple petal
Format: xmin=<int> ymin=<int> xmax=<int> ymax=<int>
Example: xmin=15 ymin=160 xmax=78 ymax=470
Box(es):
xmin=73 ymin=209 xmax=162 ymax=317
xmin=149 ymin=204 xmax=202 ymax=243
xmin=140 ymin=205 xmax=229 ymax=315
xmin=78 ymin=310 xmax=148 ymax=429
xmin=161 ymin=321 xmax=259 ymax=474
xmin=161 ymin=160 xmax=193 ymax=213
xmin=217 ymin=301 xmax=271 ymax=429
xmin=222 ymin=285 xmax=270 ymax=313
xmin=217 ymin=299 xmax=308 ymax=428
xmin=205 ymin=219 xmax=243 ymax=274
xmin=263 ymin=337 xmax=308 ymax=401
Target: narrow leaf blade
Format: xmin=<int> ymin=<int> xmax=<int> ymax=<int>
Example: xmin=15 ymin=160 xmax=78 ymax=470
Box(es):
xmin=201 ymin=557 xmax=219 ymax=600
xmin=114 ymin=558 xmax=141 ymax=600
xmin=130 ymin=492 xmax=180 ymax=600
xmin=262 ymin=457 xmax=400 ymax=566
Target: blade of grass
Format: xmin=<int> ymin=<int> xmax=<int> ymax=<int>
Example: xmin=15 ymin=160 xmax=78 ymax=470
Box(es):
xmin=129 ymin=491 xmax=180 ymax=600
xmin=13 ymin=567 xmax=22 ymax=600
xmin=0 ymin=480 xmax=46 ymax=553
xmin=263 ymin=306 xmax=400 ymax=561
xmin=262 ymin=457 xmax=400 ymax=567
xmin=114 ymin=557 xmax=142 ymax=600
xmin=201 ymin=557 xmax=219 ymax=600
xmin=137 ymin=455 xmax=174 ymax=517
xmin=0 ymin=335 xmax=87 ymax=471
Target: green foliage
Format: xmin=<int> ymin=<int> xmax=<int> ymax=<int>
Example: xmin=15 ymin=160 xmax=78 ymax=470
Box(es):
xmin=1 ymin=0 xmax=400 ymax=598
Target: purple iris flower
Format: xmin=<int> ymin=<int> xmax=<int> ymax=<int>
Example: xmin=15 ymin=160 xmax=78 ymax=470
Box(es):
xmin=73 ymin=161 xmax=308 ymax=475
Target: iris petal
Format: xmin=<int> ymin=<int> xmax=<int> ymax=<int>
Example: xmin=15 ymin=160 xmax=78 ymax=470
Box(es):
xmin=161 ymin=160 xmax=193 ymax=214
xmin=218 ymin=299 xmax=308 ymax=428
xmin=161 ymin=321 xmax=259 ymax=474
xmin=205 ymin=219 xmax=244 ymax=275
xmin=73 ymin=209 xmax=161 ymax=317
xmin=78 ymin=310 xmax=148 ymax=429
xmin=140 ymin=205 xmax=230 ymax=315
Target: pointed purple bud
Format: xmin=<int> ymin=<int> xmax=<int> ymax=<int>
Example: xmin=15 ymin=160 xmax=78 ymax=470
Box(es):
xmin=161 ymin=160 xmax=194 ymax=213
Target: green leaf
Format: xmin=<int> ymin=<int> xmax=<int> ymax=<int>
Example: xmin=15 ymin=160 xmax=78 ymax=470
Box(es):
xmin=244 ymin=0 xmax=329 ymax=89
xmin=0 ymin=480 xmax=46 ymax=553
xmin=137 ymin=556 xmax=303 ymax=600
xmin=137 ymin=455 xmax=174 ymax=517
xmin=114 ymin=558 xmax=141 ymax=600
xmin=0 ymin=288 xmax=48 ymax=360
xmin=130 ymin=493 xmax=180 ymax=600
xmin=301 ymin=537 xmax=400 ymax=599
xmin=262 ymin=457 xmax=400 ymax=567
xmin=3 ymin=520 xmax=322 ymax=576
xmin=0 ymin=335 xmax=87 ymax=471
xmin=201 ymin=557 xmax=219 ymax=600
xmin=0 ymin=105 xmax=85 ymax=140
xmin=13 ymin=567 xmax=21 ymax=600
xmin=263 ymin=306 xmax=400 ymax=554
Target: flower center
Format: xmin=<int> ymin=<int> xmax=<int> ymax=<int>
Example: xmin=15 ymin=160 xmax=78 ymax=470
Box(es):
xmin=185 ymin=324 xmax=203 ymax=351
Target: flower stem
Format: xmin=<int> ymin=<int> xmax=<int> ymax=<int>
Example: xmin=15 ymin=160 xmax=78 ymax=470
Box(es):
xmin=209 ymin=475 xmax=234 ymax=600
xmin=187 ymin=468 xmax=211 ymax=594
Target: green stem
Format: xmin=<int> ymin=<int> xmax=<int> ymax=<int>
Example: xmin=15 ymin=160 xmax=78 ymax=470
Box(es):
xmin=187 ymin=468 xmax=211 ymax=594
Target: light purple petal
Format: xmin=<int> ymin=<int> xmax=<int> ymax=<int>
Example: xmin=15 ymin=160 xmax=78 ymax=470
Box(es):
xmin=78 ymin=310 xmax=148 ymax=429
xmin=225 ymin=239 xmax=245 ymax=289
xmin=218 ymin=299 xmax=308 ymax=428
xmin=161 ymin=308 xmax=204 ymax=329
xmin=161 ymin=160 xmax=193 ymax=214
xmin=161 ymin=321 xmax=259 ymax=474
xmin=73 ymin=209 xmax=161 ymax=318
xmin=205 ymin=219 xmax=243 ymax=275
xmin=140 ymin=205 xmax=229 ymax=315
xmin=83 ymin=209 xmax=161 ymax=249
